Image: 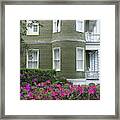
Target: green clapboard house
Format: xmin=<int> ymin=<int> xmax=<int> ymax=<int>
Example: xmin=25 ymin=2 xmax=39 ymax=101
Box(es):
xmin=20 ymin=20 xmax=100 ymax=85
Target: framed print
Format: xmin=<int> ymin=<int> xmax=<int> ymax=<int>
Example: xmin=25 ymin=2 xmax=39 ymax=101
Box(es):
xmin=0 ymin=0 xmax=119 ymax=119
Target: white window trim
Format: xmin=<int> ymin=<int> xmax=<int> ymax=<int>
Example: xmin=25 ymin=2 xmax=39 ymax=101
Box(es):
xmin=53 ymin=20 xmax=61 ymax=33
xmin=76 ymin=20 xmax=84 ymax=32
xmin=76 ymin=47 xmax=84 ymax=71
xmin=26 ymin=20 xmax=39 ymax=35
xmin=26 ymin=49 xmax=39 ymax=69
xmin=53 ymin=47 xmax=61 ymax=71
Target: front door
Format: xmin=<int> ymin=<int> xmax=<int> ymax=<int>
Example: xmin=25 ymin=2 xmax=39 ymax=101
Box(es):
xmin=89 ymin=50 xmax=98 ymax=72
xmin=86 ymin=50 xmax=99 ymax=79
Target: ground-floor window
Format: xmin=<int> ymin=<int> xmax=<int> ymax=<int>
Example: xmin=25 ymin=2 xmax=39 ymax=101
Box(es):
xmin=26 ymin=49 xmax=39 ymax=68
xmin=76 ymin=47 xmax=84 ymax=71
xmin=53 ymin=47 xmax=60 ymax=71
xmin=89 ymin=50 xmax=98 ymax=71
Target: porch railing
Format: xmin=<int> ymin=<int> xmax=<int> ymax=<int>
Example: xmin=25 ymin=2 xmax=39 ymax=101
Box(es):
xmin=85 ymin=71 xmax=99 ymax=80
xmin=85 ymin=32 xmax=100 ymax=42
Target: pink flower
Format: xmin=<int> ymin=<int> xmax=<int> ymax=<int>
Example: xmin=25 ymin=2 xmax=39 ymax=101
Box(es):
xmin=52 ymin=91 xmax=58 ymax=96
xmin=61 ymin=92 xmax=65 ymax=97
xmin=91 ymin=85 xmax=96 ymax=89
xmin=59 ymin=87 xmax=63 ymax=91
xmin=69 ymin=85 xmax=74 ymax=93
xmin=28 ymin=92 xmax=33 ymax=98
xmin=25 ymin=84 xmax=31 ymax=91
xmin=88 ymin=88 xmax=95 ymax=95
xmin=37 ymin=83 xmax=41 ymax=86
xmin=77 ymin=86 xmax=83 ymax=94
xmin=20 ymin=93 xmax=23 ymax=97
xmin=65 ymin=90 xmax=70 ymax=96
xmin=32 ymin=78 xmax=37 ymax=82
xmin=46 ymin=80 xmax=51 ymax=84
xmin=48 ymin=87 xmax=53 ymax=91
xmin=56 ymin=84 xmax=61 ymax=88
xmin=20 ymin=86 xmax=23 ymax=89
xmin=41 ymin=82 xmax=46 ymax=86
xmin=44 ymin=90 xmax=49 ymax=94
xmin=88 ymin=86 xmax=96 ymax=95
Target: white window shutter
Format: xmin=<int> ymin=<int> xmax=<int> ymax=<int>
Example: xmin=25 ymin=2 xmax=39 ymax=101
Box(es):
xmin=53 ymin=20 xmax=57 ymax=33
xmin=76 ymin=20 xmax=84 ymax=32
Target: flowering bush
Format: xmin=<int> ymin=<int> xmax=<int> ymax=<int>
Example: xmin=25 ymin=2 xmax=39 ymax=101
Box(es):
xmin=20 ymin=79 xmax=100 ymax=100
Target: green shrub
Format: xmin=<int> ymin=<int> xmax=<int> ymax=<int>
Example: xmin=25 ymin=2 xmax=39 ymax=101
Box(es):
xmin=20 ymin=68 xmax=56 ymax=84
xmin=53 ymin=73 xmax=67 ymax=84
xmin=88 ymin=83 xmax=95 ymax=86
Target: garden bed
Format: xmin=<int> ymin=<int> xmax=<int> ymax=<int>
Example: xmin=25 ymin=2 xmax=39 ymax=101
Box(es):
xmin=20 ymin=69 xmax=100 ymax=100
xmin=20 ymin=79 xmax=100 ymax=100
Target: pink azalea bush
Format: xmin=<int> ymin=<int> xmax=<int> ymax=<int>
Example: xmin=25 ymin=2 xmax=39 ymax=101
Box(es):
xmin=20 ymin=79 xmax=100 ymax=100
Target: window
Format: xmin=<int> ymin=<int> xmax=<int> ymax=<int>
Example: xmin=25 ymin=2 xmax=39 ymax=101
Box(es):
xmin=27 ymin=20 xmax=39 ymax=35
xmin=53 ymin=20 xmax=61 ymax=33
xmin=76 ymin=47 xmax=84 ymax=71
xmin=26 ymin=49 xmax=39 ymax=68
xmin=53 ymin=47 xmax=60 ymax=71
xmin=76 ymin=20 xmax=84 ymax=32
xmin=33 ymin=25 xmax=38 ymax=32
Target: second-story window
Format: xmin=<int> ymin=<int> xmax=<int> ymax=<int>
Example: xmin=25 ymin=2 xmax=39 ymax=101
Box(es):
xmin=93 ymin=20 xmax=100 ymax=34
xmin=33 ymin=25 xmax=38 ymax=32
xmin=27 ymin=20 xmax=39 ymax=35
xmin=76 ymin=20 xmax=84 ymax=32
xmin=53 ymin=20 xmax=61 ymax=33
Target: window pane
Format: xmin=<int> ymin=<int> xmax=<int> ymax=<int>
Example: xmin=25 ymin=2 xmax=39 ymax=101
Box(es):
xmin=76 ymin=20 xmax=84 ymax=32
xmin=53 ymin=48 xmax=60 ymax=71
xmin=54 ymin=60 xmax=60 ymax=70
xmin=76 ymin=47 xmax=84 ymax=71
xmin=53 ymin=20 xmax=61 ymax=33
xmin=77 ymin=49 xmax=83 ymax=60
xmin=77 ymin=60 xmax=83 ymax=69
xmin=27 ymin=49 xmax=39 ymax=69
xmin=53 ymin=20 xmax=57 ymax=33
xmin=32 ymin=61 xmax=37 ymax=68
xmin=32 ymin=51 xmax=37 ymax=61
xmin=33 ymin=25 xmax=38 ymax=32
xmin=54 ymin=49 xmax=60 ymax=60
xmin=28 ymin=61 xmax=32 ymax=68
xmin=28 ymin=50 xmax=37 ymax=61
xmin=28 ymin=61 xmax=37 ymax=68
xmin=77 ymin=21 xmax=82 ymax=30
xmin=28 ymin=53 xmax=33 ymax=60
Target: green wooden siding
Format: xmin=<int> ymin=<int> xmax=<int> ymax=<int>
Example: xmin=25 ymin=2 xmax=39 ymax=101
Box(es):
xmin=21 ymin=44 xmax=52 ymax=69
xmin=52 ymin=41 xmax=85 ymax=79
xmin=21 ymin=20 xmax=86 ymax=79
xmin=23 ymin=20 xmax=53 ymax=44
xmin=52 ymin=20 xmax=84 ymax=41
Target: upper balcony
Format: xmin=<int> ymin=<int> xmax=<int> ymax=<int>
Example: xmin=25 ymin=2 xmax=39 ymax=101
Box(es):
xmin=85 ymin=32 xmax=100 ymax=43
